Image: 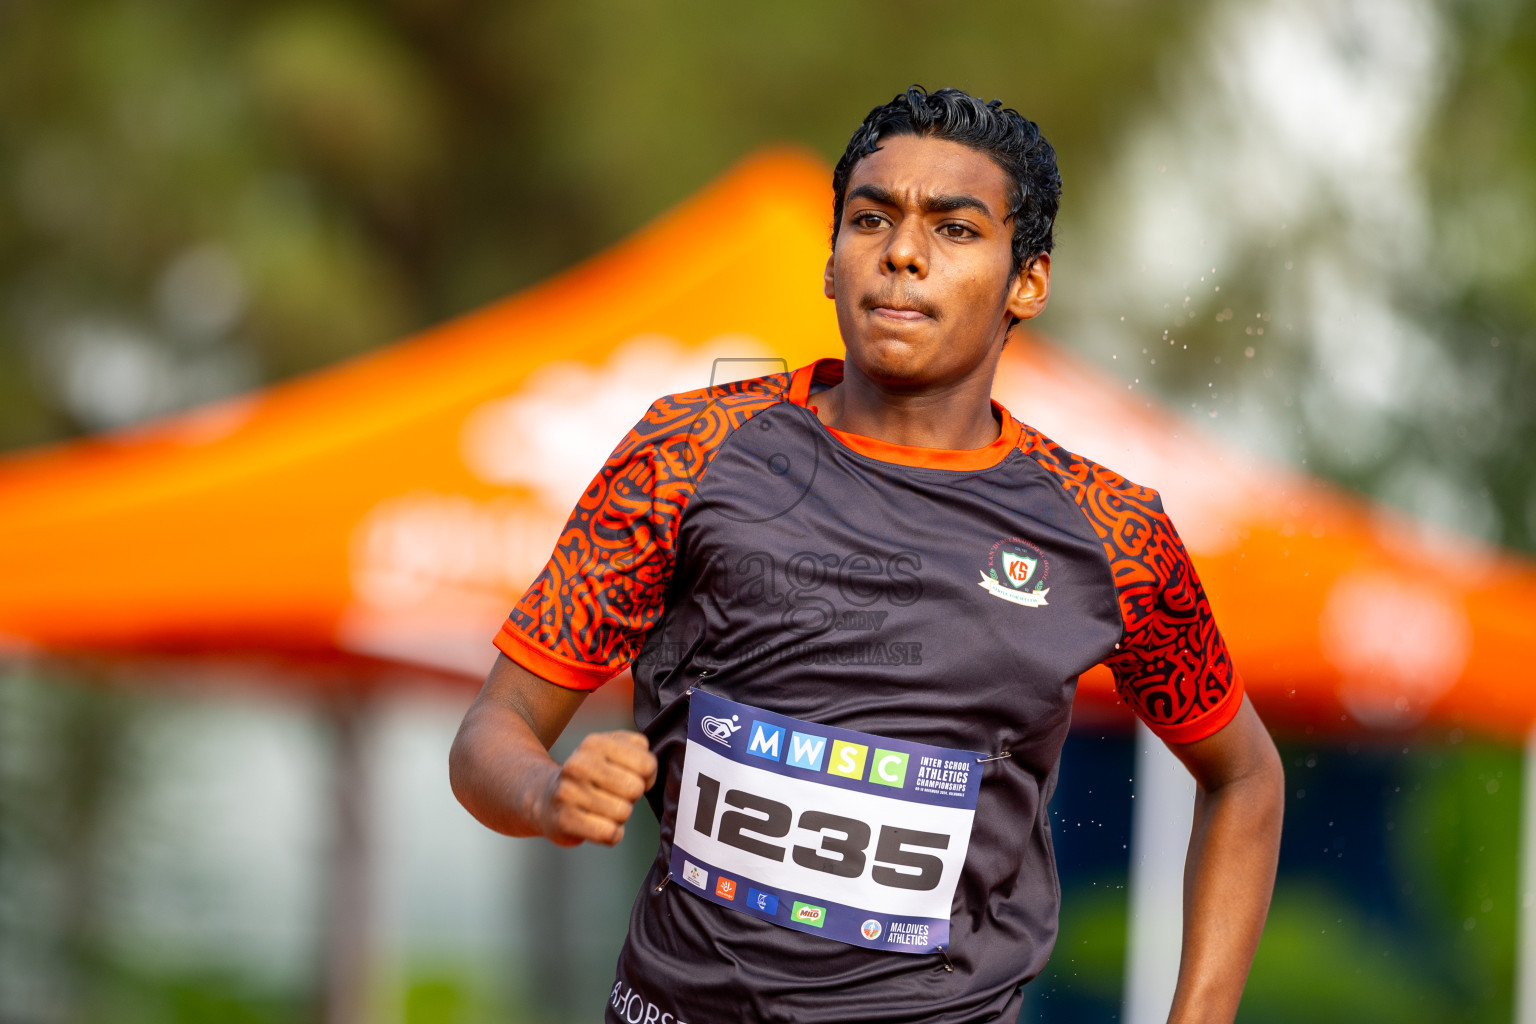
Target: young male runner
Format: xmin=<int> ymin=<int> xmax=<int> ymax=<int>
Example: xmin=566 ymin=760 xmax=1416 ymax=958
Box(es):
xmin=451 ymin=86 xmax=1284 ymax=1023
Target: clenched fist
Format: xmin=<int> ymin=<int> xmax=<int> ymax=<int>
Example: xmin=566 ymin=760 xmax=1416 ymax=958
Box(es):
xmin=537 ymin=730 xmax=658 ymax=847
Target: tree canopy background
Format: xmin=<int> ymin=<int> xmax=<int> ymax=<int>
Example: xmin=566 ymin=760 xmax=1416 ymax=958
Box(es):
xmin=4 ymin=0 xmax=1533 ymax=555
xmin=5 ymin=0 xmax=1532 ymax=553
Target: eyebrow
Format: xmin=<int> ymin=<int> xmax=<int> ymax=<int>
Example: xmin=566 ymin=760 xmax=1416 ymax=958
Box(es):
xmin=846 ymin=183 xmax=994 ymax=219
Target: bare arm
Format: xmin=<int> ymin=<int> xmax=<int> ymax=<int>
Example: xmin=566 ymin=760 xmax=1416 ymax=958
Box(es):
xmin=1163 ymin=695 xmax=1285 ymax=1023
xmin=448 ymin=653 xmax=657 ymax=847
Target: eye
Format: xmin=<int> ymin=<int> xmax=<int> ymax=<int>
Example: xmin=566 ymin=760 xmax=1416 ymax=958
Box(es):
xmin=852 ymin=212 xmax=886 ymax=229
xmin=939 ymin=223 xmax=975 ymax=239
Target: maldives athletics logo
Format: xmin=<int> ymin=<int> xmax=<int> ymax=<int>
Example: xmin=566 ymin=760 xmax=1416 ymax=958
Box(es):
xmin=979 ymin=538 xmax=1050 ymax=608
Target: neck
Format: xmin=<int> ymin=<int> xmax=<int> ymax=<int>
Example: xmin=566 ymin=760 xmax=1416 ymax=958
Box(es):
xmin=814 ymin=355 xmax=1003 ymax=451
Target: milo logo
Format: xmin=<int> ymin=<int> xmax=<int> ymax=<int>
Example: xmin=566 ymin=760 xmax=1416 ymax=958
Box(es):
xmin=791 ymin=901 xmax=826 ymax=928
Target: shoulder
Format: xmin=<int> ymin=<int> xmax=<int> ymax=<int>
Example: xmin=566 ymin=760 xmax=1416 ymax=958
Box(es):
xmin=1014 ymin=423 xmax=1170 ymax=549
xmin=617 ymin=371 xmax=791 ymax=457
xmin=1012 ymin=422 xmax=1202 ymax=622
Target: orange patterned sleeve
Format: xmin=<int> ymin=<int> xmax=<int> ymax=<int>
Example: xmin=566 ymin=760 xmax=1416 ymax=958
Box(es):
xmin=1023 ymin=432 xmax=1243 ymax=743
xmin=494 ymin=377 xmax=785 ymax=689
xmin=1095 ymin=494 xmax=1244 ymax=744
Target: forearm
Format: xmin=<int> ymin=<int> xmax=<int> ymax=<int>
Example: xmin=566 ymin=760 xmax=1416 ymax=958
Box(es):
xmin=449 ymin=700 xmax=562 ymax=838
xmin=450 ymin=654 xmax=657 ymax=847
xmin=1167 ymin=741 xmax=1284 ymax=1023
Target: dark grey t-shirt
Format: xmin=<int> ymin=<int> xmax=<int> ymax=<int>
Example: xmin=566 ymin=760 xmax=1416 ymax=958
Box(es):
xmin=495 ymin=359 xmax=1242 ymax=1023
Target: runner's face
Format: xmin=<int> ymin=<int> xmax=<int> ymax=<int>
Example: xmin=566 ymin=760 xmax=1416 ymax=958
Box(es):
xmin=825 ymin=135 xmax=1047 ymax=389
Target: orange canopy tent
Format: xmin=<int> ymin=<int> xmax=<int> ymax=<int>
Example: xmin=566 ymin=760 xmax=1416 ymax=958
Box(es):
xmin=3 ymin=149 xmax=1534 ymax=740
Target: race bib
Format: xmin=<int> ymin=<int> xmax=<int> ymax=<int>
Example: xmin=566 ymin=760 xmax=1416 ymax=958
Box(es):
xmin=669 ymin=690 xmax=981 ymax=954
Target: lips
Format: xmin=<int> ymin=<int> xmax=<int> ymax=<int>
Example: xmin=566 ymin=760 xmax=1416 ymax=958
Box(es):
xmin=864 ymin=296 xmax=937 ymax=321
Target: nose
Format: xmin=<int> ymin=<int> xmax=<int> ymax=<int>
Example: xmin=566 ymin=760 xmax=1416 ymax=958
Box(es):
xmin=881 ymin=217 xmax=927 ymax=278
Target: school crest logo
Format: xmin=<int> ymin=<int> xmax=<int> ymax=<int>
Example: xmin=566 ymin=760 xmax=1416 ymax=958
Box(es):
xmin=980 ymin=538 xmax=1050 ymax=607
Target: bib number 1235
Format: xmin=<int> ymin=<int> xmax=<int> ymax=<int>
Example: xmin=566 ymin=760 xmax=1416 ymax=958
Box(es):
xmin=668 ymin=690 xmax=981 ymax=954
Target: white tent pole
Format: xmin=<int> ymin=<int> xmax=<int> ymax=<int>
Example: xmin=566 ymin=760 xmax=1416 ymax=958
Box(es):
xmin=1123 ymin=720 xmax=1196 ymax=1024
xmin=1517 ymin=723 xmax=1536 ymax=1024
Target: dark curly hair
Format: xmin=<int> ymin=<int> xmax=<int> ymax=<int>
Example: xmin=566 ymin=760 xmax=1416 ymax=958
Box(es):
xmin=831 ymin=85 xmax=1061 ymax=276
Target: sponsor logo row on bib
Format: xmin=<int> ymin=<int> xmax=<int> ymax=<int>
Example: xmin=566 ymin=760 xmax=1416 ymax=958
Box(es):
xmin=683 ymin=858 xmax=786 ymax=917
xmin=708 ymin=717 xmax=911 ymax=789
xmin=683 ymin=857 xmax=890 ymax=941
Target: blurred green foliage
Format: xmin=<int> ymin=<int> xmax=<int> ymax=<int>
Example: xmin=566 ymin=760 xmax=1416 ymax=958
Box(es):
xmin=1239 ymin=737 xmax=1521 ymax=1024
xmin=1069 ymin=1 xmax=1536 ymax=555
xmin=0 ymin=0 xmax=1211 ymax=445
xmin=1024 ymin=880 xmax=1127 ymax=1019
xmin=1393 ymin=740 xmax=1521 ymax=1018
xmin=78 ymin=965 xmax=304 ymax=1024
xmin=1026 ymin=736 xmax=1526 ymax=1024
xmin=1243 ymin=885 xmax=1460 ymax=1022
xmin=1420 ymin=2 xmax=1536 ymax=555
xmin=5 ymin=0 xmax=1532 ymax=552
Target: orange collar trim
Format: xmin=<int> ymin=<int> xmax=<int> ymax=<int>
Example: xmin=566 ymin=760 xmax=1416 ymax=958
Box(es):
xmin=786 ymin=359 xmax=1022 ymax=471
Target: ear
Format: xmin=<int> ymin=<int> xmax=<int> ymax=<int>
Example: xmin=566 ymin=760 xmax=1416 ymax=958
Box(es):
xmin=1005 ymin=253 xmax=1051 ymax=323
xmin=823 ymin=253 xmax=836 ymax=300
